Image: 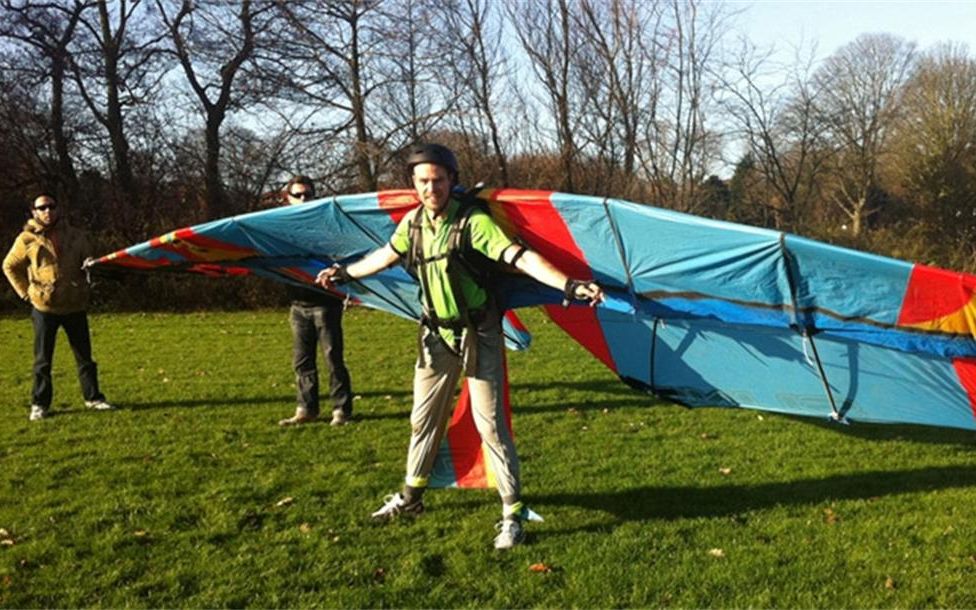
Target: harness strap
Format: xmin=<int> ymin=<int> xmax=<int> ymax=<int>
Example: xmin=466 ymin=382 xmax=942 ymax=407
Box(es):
xmin=507 ymin=245 xmax=528 ymax=267
xmin=409 ymin=209 xmax=443 ymax=369
xmin=408 ymin=203 xmax=484 ymax=374
xmin=415 ymin=252 xmax=450 ymax=265
xmin=446 ymin=207 xmax=482 ymax=375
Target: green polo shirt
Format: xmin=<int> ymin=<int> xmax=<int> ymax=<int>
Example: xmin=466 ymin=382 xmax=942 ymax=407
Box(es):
xmin=390 ymin=198 xmax=514 ymax=344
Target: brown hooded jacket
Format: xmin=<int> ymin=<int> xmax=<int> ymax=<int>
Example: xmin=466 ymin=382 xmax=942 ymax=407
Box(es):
xmin=3 ymin=219 xmax=92 ymax=314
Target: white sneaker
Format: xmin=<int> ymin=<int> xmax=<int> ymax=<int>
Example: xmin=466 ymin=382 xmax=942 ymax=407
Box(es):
xmin=29 ymin=405 xmax=49 ymax=421
xmin=329 ymin=409 xmax=350 ymax=426
xmin=370 ymin=493 xmax=424 ymax=520
xmin=85 ymin=399 xmax=116 ymax=411
xmin=278 ymin=409 xmax=317 ymax=426
xmin=494 ymin=518 xmax=525 ymax=549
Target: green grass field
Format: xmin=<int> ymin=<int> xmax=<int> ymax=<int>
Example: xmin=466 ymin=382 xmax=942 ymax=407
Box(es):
xmin=2 ymin=307 xmax=976 ymax=608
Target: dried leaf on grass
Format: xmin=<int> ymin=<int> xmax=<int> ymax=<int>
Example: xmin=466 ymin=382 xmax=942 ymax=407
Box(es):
xmin=885 ymin=576 xmax=896 ymax=590
xmin=719 ymin=467 xmax=732 ymax=476
xmin=708 ymin=548 xmax=725 ymax=558
xmin=299 ymin=523 xmax=312 ymax=534
xmin=275 ymin=497 xmax=294 ymax=507
xmin=823 ymin=507 xmax=839 ymax=525
xmin=528 ymin=562 xmax=553 ymax=573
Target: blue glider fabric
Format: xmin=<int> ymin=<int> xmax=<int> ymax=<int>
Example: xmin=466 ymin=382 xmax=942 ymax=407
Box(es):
xmin=91 ymin=188 xmax=976 ymax=432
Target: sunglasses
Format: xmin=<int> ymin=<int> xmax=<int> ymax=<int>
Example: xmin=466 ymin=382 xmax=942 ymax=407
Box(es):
xmin=34 ymin=204 xmax=57 ymax=211
xmin=288 ymin=191 xmax=311 ymax=200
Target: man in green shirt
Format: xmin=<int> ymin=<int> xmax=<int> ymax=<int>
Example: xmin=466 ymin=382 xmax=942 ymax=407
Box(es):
xmin=317 ymin=144 xmax=603 ymax=549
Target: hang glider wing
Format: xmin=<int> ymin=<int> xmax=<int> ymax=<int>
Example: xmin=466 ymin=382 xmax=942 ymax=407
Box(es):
xmin=476 ymin=188 xmax=976 ymax=431
xmin=89 ymin=193 xmax=531 ymax=351
xmin=91 ymin=187 xmax=976 ymax=439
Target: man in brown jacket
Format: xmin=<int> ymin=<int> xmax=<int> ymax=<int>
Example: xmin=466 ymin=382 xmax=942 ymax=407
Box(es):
xmin=3 ymin=193 xmax=115 ymax=421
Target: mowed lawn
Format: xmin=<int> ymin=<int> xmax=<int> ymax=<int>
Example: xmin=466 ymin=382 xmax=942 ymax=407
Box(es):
xmin=2 ymin=307 xmax=976 ymax=608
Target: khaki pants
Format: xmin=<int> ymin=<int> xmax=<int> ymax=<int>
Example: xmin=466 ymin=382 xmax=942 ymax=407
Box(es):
xmin=406 ymin=321 xmax=521 ymax=504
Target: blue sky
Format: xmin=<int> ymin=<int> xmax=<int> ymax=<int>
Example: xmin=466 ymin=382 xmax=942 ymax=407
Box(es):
xmin=733 ymin=1 xmax=976 ymax=59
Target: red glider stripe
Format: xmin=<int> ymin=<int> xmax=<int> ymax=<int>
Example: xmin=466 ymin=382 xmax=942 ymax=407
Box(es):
xmin=377 ymin=190 xmax=420 ymax=225
xmin=446 ymin=381 xmax=487 ymax=487
xmin=503 ymin=310 xmax=528 ymax=333
xmin=446 ymin=356 xmax=513 ymax=488
xmin=898 ymin=263 xmax=976 ymax=324
xmin=951 ymin=357 xmax=976 ymax=421
xmin=493 ymin=189 xmax=616 ymax=371
xmin=544 ymin=305 xmax=617 ymax=370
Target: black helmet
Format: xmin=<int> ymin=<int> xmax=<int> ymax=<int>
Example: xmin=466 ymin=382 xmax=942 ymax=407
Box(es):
xmin=406 ymin=143 xmax=459 ymax=181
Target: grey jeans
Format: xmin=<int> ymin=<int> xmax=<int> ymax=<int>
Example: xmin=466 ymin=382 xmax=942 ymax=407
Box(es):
xmin=405 ymin=321 xmax=521 ymax=504
xmin=290 ymin=303 xmax=352 ymax=417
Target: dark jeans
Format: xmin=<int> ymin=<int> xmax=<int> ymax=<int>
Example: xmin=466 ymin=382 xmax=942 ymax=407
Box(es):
xmin=31 ymin=308 xmax=104 ymax=408
xmin=290 ymin=303 xmax=353 ymax=417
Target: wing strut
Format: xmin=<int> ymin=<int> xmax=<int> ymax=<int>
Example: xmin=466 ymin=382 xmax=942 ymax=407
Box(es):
xmin=600 ymin=197 xmax=637 ymax=311
xmin=779 ymin=235 xmax=849 ymax=424
xmin=324 ymin=197 xmax=418 ymax=320
xmin=649 ymin=317 xmax=660 ymax=393
xmin=330 ymin=196 xmax=388 ymax=247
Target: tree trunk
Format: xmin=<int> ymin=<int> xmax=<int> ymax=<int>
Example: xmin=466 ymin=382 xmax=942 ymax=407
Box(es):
xmin=348 ymin=19 xmax=375 ymax=192
xmin=98 ymin=0 xmax=137 ymax=207
xmin=205 ymin=116 xmax=225 ymax=218
xmin=50 ymin=58 xmax=78 ymax=199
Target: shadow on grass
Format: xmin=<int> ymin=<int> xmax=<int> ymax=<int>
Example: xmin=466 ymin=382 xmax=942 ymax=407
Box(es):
xmin=514 ymin=380 xmax=655 ymax=397
xmin=781 ymin=414 xmax=976 ymax=447
xmin=122 ymin=395 xmax=290 ymax=410
xmin=512 ymin=380 xmax=664 ymax=414
xmin=536 ymin=465 xmax=976 ymax=525
xmin=120 ymin=389 xmax=412 ymax=412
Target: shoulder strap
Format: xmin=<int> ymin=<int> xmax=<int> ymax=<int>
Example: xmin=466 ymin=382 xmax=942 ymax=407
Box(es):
xmin=403 ymin=206 xmax=424 ymax=276
xmin=448 ymin=203 xmax=477 ymax=257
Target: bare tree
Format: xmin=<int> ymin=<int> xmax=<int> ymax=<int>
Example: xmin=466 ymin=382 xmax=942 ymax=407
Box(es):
xmin=0 ymin=69 xmax=55 ymax=199
xmin=0 ymin=0 xmax=92 ymax=198
xmin=441 ymin=0 xmax=511 ymax=185
xmin=638 ymin=0 xmax=727 ymax=212
xmin=70 ymin=0 xmax=166 ymax=210
xmin=572 ymin=0 xmax=665 ymax=197
xmin=272 ymin=0 xmax=456 ymax=192
xmin=813 ymin=33 xmax=917 ymax=236
xmin=156 ymin=0 xmax=272 ymax=218
xmin=507 ymin=0 xmax=579 ymax=191
xmin=273 ymin=0 xmax=379 ymax=191
xmin=892 ymin=43 xmax=976 ymax=245
xmin=717 ymin=39 xmax=830 ymax=230
xmin=374 ymin=0 xmax=456 ymax=147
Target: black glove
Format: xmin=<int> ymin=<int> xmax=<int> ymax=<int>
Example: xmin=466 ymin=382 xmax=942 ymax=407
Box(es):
xmin=331 ymin=264 xmax=354 ymax=285
xmin=562 ymin=279 xmax=599 ymax=307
